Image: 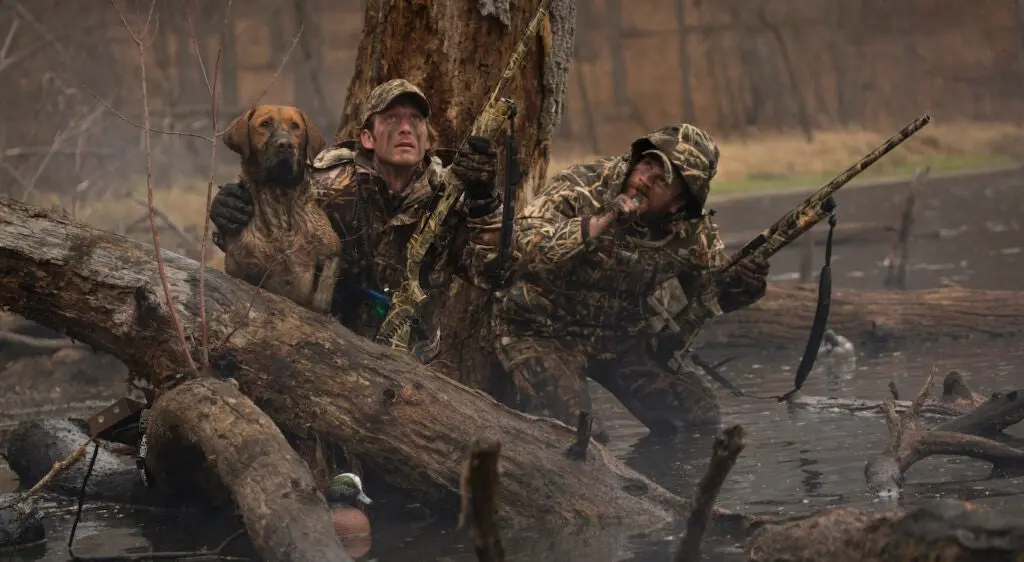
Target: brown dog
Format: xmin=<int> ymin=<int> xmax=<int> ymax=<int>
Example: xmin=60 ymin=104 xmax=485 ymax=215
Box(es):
xmin=219 ymin=105 xmax=341 ymax=314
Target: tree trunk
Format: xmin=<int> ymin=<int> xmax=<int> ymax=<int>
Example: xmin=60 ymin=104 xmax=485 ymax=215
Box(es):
xmin=697 ymin=284 xmax=1024 ymax=351
xmin=0 ymin=196 xmax=680 ymax=530
xmin=333 ymin=0 xmax=575 ymax=206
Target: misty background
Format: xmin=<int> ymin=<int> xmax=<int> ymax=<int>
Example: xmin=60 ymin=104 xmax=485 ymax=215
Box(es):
xmin=2 ymin=0 xmax=1022 ymax=262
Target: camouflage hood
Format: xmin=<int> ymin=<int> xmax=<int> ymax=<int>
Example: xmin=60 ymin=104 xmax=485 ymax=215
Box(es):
xmin=628 ymin=124 xmax=720 ymax=214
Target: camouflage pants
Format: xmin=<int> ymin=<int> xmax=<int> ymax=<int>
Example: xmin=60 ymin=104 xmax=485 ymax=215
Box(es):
xmin=494 ymin=335 xmax=721 ymax=439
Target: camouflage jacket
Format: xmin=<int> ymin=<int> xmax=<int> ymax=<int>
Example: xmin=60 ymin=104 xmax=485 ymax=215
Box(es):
xmin=311 ymin=141 xmax=504 ymax=343
xmin=493 ymin=154 xmax=728 ymax=350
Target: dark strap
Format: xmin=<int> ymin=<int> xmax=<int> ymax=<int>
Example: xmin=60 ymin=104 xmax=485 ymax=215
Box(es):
xmin=694 ymin=204 xmax=838 ymax=402
xmin=491 ymin=104 xmax=519 ymax=289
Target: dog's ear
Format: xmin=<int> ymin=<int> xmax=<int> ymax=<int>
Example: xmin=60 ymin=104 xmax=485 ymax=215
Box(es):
xmin=223 ymin=108 xmax=256 ymax=159
xmin=300 ymin=111 xmax=326 ymax=165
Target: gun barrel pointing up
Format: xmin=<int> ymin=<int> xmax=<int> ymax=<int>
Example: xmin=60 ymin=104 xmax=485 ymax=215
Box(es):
xmin=719 ymin=113 xmax=932 ymax=274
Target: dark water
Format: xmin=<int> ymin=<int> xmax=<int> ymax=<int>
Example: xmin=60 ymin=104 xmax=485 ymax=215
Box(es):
xmin=4 ymin=168 xmax=1024 ymax=560
xmin=6 ymin=339 xmax=1023 ymax=562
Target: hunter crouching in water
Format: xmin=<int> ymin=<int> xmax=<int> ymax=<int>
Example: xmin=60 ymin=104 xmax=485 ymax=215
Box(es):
xmin=209 ymin=79 xmax=505 ymax=363
xmin=491 ymin=124 xmax=770 ymax=443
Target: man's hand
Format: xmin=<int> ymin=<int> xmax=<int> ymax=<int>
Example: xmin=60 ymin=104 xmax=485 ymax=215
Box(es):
xmin=716 ymin=256 xmax=770 ymax=313
xmin=450 ymin=135 xmax=497 ymax=201
xmin=610 ymin=193 xmax=647 ymax=222
xmin=210 ymin=182 xmax=254 ymax=236
xmin=588 ymin=193 xmax=647 ymax=239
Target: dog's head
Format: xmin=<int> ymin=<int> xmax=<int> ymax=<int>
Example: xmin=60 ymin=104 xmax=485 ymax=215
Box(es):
xmin=223 ymin=105 xmax=325 ymax=188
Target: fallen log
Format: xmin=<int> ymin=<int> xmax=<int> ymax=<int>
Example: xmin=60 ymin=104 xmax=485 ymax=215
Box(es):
xmin=145 ymin=377 xmax=351 ymax=561
xmin=747 ymin=499 xmax=1024 ymax=561
xmin=697 ymin=284 xmax=1024 ymax=351
xmin=864 ymin=375 xmax=1024 ymax=497
xmin=0 ymin=196 xmax=681 ymax=529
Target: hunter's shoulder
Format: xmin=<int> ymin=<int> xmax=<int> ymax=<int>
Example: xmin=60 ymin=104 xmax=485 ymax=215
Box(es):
xmin=539 ymin=156 xmax=624 ymax=197
xmin=312 ymin=140 xmax=360 ymax=171
xmin=549 ymin=155 xmax=623 ymax=185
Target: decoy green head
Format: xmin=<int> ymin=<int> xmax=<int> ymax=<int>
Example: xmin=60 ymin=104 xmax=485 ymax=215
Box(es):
xmin=327 ymin=472 xmax=372 ymax=506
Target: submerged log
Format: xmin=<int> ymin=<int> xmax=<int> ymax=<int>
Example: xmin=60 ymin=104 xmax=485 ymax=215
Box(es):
xmin=0 ymin=196 xmax=680 ymax=529
xmin=3 ymin=418 xmax=152 ymax=504
xmin=747 ymin=499 xmax=1024 ymax=561
xmin=697 ymin=284 xmax=1024 ymax=351
xmin=0 ymin=495 xmax=44 ymax=551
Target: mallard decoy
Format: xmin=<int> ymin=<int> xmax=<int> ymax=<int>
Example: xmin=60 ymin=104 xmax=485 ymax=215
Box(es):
xmin=326 ymin=473 xmax=372 ymax=557
xmin=819 ymin=329 xmax=855 ymax=357
xmin=939 ymin=370 xmax=986 ymax=409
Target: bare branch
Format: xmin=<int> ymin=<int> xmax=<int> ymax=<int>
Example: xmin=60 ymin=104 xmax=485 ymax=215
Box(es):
xmin=110 ymin=0 xmax=199 ymax=376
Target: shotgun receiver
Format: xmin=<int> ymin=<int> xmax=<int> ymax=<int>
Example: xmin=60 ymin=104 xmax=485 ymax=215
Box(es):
xmin=652 ymin=113 xmax=933 ymax=357
xmin=375 ymin=0 xmax=552 ymax=353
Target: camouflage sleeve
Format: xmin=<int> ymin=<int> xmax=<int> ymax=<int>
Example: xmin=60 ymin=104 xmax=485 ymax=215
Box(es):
xmin=448 ymin=198 xmax=510 ymax=289
xmin=673 ymin=214 xmax=729 ymax=302
xmin=513 ymin=165 xmax=606 ymax=271
xmin=312 ymin=164 xmax=362 ymax=241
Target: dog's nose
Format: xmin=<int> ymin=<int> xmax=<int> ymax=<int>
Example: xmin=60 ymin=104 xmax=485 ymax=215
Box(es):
xmin=274 ymin=137 xmax=295 ymax=151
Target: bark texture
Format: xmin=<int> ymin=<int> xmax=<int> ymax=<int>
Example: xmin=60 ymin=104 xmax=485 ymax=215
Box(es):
xmin=698 ymin=284 xmax=1024 ymax=351
xmin=747 ymin=500 xmax=1024 ymax=561
xmin=0 ymin=196 xmax=680 ymax=530
xmin=145 ymin=377 xmax=352 ymax=562
xmin=334 ymin=0 xmax=576 ymax=205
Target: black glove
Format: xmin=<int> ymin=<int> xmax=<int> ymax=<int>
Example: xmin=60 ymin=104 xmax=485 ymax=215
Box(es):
xmin=210 ymin=181 xmax=254 ymax=237
xmin=450 ymin=135 xmax=497 ymax=201
xmin=716 ymin=256 xmax=769 ymax=313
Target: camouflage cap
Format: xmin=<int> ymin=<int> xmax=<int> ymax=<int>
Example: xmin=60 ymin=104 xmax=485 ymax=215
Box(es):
xmin=360 ymin=78 xmax=431 ymax=128
xmin=630 ymin=124 xmax=720 ymax=212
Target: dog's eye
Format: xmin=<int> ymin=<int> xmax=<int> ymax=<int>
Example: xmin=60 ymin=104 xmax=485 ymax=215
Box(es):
xmin=259 ymin=120 xmax=272 ymax=128
xmin=290 ymin=122 xmax=300 ymax=131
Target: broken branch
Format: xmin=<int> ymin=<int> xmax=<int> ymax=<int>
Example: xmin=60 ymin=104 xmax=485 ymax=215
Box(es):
xmin=675 ymin=424 xmax=746 ymax=562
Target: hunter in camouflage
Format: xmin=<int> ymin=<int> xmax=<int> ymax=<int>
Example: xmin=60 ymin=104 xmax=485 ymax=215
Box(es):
xmin=210 ymin=78 xmax=505 ymax=360
xmin=492 ymin=124 xmax=770 ymax=440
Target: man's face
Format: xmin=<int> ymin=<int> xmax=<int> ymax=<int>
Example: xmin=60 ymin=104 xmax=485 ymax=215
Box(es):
xmin=359 ymin=100 xmax=431 ymax=168
xmin=623 ymin=154 xmax=687 ymax=220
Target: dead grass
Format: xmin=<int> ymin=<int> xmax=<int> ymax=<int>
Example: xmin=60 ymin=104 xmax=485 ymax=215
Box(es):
xmin=549 ymin=120 xmax=1024 ymax=199
xmin=27 ymin=120 xmax=1022 ymax=258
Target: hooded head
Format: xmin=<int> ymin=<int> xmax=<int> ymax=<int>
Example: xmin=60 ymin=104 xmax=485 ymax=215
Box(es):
xmin=627 ymin=123 xmax=719 ymax=217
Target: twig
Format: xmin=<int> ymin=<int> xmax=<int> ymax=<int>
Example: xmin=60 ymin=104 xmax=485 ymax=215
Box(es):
xmin=128 ymin=197 xmax=200 ymax=251
xmin=458 ymin=437 xmax=505 ymax=562
xmin=26 ymin=438 xmax=92 ymax=495
xmin=0 ymin=438 xmax=93 ymax=510
xmin=110 ymin=0 xmax=199 ymax=377
xmin=674 ymin=424 xmax=746 ymax=562
xmin=84 ymin=90 xmax=214 ymax=143
xmin=566 ymin=410 xmax=593 ymax=460
xmin=182 ymin=0 xmax=233 ymax=367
